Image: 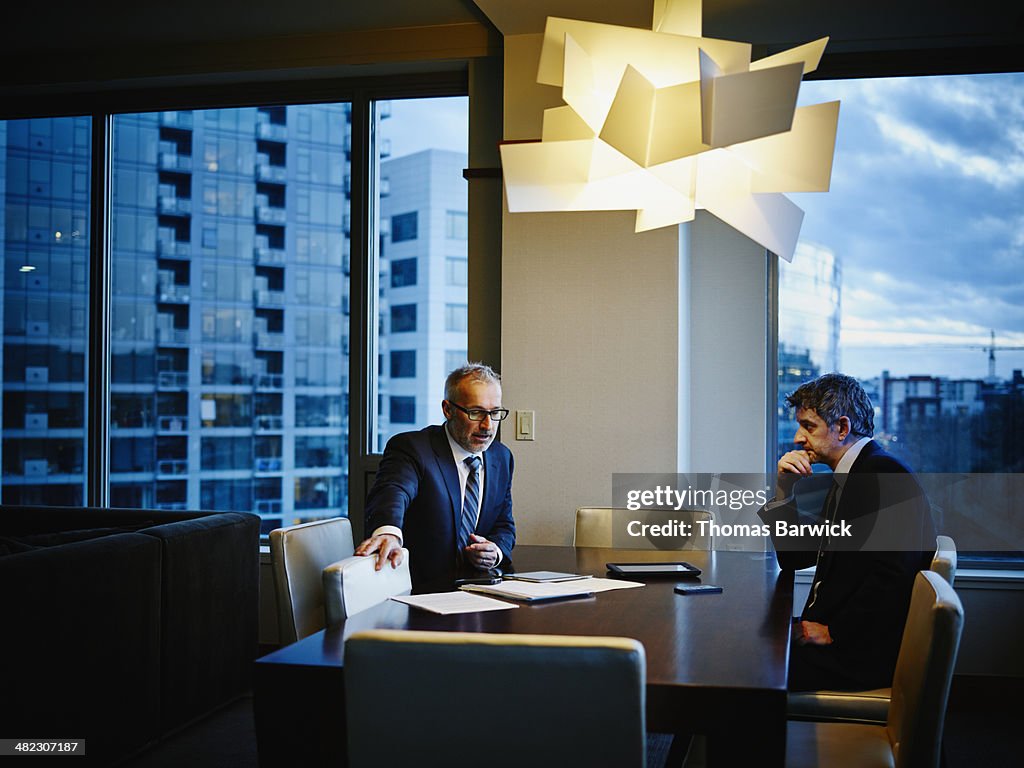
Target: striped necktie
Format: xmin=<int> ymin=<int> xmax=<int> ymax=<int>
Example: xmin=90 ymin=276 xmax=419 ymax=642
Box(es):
xmin=458 ymin=455 xmax=482 ymax=552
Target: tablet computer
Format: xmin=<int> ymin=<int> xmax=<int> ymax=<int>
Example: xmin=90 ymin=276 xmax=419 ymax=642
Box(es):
xmin=606 ymin=562 xmax=702 ymax=577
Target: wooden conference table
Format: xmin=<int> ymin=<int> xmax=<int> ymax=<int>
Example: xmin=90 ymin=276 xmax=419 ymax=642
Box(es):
xmin=253 ymin=545 xmax=794 ymax=767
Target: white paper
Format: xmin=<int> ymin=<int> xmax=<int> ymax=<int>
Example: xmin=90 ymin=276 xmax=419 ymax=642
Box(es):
xmin=583 ymin=577 xmax=646 ymax=593
xmin=390 ymin=591 xmax=519 ymax=615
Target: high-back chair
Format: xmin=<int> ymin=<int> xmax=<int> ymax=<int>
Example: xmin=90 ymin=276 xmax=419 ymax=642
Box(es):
xmin=574 ymin=507 xmax=714 ymax=549
xmin=344 ymin=629 xmax=647 ymax=768
xmin=269 ymin=517 xmax=354 ymax=644
xmin=931 ymin=534 xmax=957 ymax=584
xmin=785 ymin=570 xmax=964 ymax=768
xmin=788 ymin=535 xmax=958 ymax=725
xmin=322 ymin=550 xmax=411 ymax=623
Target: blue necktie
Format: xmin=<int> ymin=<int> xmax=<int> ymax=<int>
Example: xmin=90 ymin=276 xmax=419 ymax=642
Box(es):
xmin=458 ymin=455 xmax=481 ymax=552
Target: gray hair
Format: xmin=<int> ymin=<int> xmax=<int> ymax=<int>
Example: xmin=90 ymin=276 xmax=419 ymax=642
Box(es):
xmin=444 ymin=362 xmax=501 ymax=401
xmin=785 ymin=372 xmax=874 ymax=438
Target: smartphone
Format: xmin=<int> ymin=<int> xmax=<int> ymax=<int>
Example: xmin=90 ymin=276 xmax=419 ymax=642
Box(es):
xmin=674 ymin=584 xmax=723 ymax=595
xmin=455 ymin=577 xmax=502 ymax=586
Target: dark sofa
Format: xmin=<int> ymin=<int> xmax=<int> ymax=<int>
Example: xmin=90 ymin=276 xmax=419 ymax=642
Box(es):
xmin=0 ymin=506 xmax=260 ymax=766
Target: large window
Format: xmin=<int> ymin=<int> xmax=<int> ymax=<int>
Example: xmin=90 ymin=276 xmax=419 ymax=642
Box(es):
xmin=0 ymin=88 xmax=468 ymax=535
xmin=0 ymin=117 xmax=91 ymax=506
xmin=107 ymin=105 xmax=349 ymax=531
xmin=374 ymin=96 xmax=469 ymax=450
xmin=778 ymin=73 xmax=1024 ymax=559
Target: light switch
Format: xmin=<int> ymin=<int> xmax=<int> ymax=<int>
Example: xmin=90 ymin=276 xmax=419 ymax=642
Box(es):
xmin=515 ymin=410 xmax=535 ymax=441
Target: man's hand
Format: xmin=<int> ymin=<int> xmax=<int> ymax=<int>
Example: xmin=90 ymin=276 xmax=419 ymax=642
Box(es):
xmin=776 ymin=449 xmax=814 ymax=500
xmin=464 ymin=533 xmax=500 ymax=570
xmin=795 ymin=620 xmax=833 ymax=646
xmin=354 ymin=533 xmax=403 ymax=571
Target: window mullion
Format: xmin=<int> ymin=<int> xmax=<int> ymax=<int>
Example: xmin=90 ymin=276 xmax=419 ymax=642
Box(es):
xmin=87 ymin=112 xmax=113 ymax=507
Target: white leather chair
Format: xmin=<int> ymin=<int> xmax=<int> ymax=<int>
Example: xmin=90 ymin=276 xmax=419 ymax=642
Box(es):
xmin=787 ymin=536 xmax=958 ymax=725
xmin=322 ymin=550 xmax=411 ymax=623
xmin=344 ymin=629 xmax=647 ymax=768
xmin=269 ymin=517 xmax=354 ymax=644
xmin=574 ymin=507 xmax=714 ymax=549
xmin=785 ymin=570 xmax=964 ymax=768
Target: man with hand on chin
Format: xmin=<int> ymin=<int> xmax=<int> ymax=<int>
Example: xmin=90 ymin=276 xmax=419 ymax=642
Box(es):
xmin=759 ymin=373 xmax=934 ymax=692
xmin=355 ymin=363 xmax=515 ymax=587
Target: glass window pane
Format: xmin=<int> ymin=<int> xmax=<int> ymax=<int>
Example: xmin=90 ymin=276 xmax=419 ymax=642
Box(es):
xmin=0 ymin=117 xmax=91 ymax=505
xmin=778 ymin=74 xmax=1024 ymax=559
xmin=373 ymin=96 xmax=469 ymax=450
xmin=110 ymin=106 xmax=351 ymax=532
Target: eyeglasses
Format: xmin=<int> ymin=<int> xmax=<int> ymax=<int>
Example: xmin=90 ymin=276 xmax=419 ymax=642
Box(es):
xmin=448 ymin=402 xmax=510 ymax=422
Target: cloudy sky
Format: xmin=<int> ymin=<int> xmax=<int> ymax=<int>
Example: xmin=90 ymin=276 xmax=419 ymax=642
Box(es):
xmin=790 ymin=74 xmax=1024 ymax=381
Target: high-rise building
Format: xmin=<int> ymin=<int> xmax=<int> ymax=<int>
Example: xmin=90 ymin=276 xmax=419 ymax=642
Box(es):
xmin=378 ymin=148 xmax=469 ymax=449
xmin=1 ymin=106 xmax=373 ymax=533
xmin=1 ymin=102 xmax=471 ymax=534
xmin=776 ymin=241 xmax=841 ymax=456
xmin=1 ymin=117 xmax=91 ymax=507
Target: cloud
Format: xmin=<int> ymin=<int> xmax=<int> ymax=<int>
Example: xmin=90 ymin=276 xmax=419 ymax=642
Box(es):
xmin=873 ymin=112 xmax=1024 ymax=189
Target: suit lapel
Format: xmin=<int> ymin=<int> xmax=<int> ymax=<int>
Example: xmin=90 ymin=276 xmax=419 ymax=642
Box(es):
xmin=429 ymin=426 xmax=462 ymax=537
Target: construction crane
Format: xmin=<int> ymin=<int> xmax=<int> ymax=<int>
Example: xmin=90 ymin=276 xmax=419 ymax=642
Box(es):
xmin=967 ymin=331 xmax=1024 ymax=381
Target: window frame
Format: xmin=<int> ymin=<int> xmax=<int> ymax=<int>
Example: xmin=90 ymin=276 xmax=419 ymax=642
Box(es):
xmin=0 ymin=72 xmax=470 ymax=537
xmin=769 ymin=63 xmax=1024 ymax=568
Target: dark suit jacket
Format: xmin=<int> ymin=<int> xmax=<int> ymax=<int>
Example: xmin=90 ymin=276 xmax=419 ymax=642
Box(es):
xmin=365 ymin=424 xmax=516 ymax=587
xmin=759 ymin=440 xmax=935 ymax=688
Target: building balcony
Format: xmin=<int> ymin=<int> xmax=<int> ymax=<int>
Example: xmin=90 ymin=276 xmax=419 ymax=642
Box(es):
xmin=157 ymin=237 xmax=191 ymax=259
xmin=255 ymin=205 xmax=287 ymax=226
xmin=255 ymin=499 xmax=283 ymax=516
xmin=158 ymin=152 xmax=192 ymax=172
xmin=159 ymin=111 xmax=194 ymax=129
xmin=256 ymin=122 xmax=288 ymax=142
xmin=156 ymin=502 xmax=189 ymax=511
xmin=158 ymin=196 xmax=192 ymax=217
xmin=157 ymin=371 xmax=189 ymax=389
xmin=254 ymin=457 xmax=283 ymax=473
xmin=255 ymin=415 xmax=284 ymax=432
xmin=23 ymin=459 xmax=49 ymax=477
xmin=254 ymin=331 xmax=285 ymax=349
xmin=256 ymin=162 xmax=287 ymax=183
xmin=156 ymin=459 xmax=189 ymax=476
xmin=253 ymin=373 xmax=284 ymax=390
xmin=254 ymin=288 xmax=285 ymax=307
xmin=157 ymin=415 xmax=188 ymax=433
xmin=24 ymin=413 xmax=48 ymax=430
xmin=254 ymin=246 xmax=286 ymax=265
xmin=158 ymin=281 xmax=191 ymax=304
xmin=156 ymin=327 xmax=189 ymax=345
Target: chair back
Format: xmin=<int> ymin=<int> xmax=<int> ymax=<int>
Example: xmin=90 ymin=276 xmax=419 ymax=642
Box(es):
xmin=887 ymin=570 xmax=964 ymax=768
xmin=344 ymin=629 xmax=647 ymax=768
xmin=269 ymin=517 xmax=354 ymax=644
xmin=930 ymin=535 xmax=957 ymax=585
xmin=323 ymin=551 xmax=411 ymax=623
xmin=574 ymin=507 xmax=714 ymax=550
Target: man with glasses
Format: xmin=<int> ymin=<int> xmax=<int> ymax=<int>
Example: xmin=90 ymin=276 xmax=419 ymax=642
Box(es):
xmin=355 ymin=363 xmax=515 ymax=587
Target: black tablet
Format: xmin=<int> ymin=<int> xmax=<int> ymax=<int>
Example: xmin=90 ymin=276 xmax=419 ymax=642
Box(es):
xmin=606 ymin=562 xmax=702 ymax=577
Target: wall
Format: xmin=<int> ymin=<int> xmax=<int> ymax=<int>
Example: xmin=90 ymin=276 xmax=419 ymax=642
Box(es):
xmin=497 ymin=33 xmax=772 ymax=545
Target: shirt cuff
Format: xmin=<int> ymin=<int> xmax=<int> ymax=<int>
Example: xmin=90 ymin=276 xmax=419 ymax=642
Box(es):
xmin=372 ymin=525 xmax=403 ymax=545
